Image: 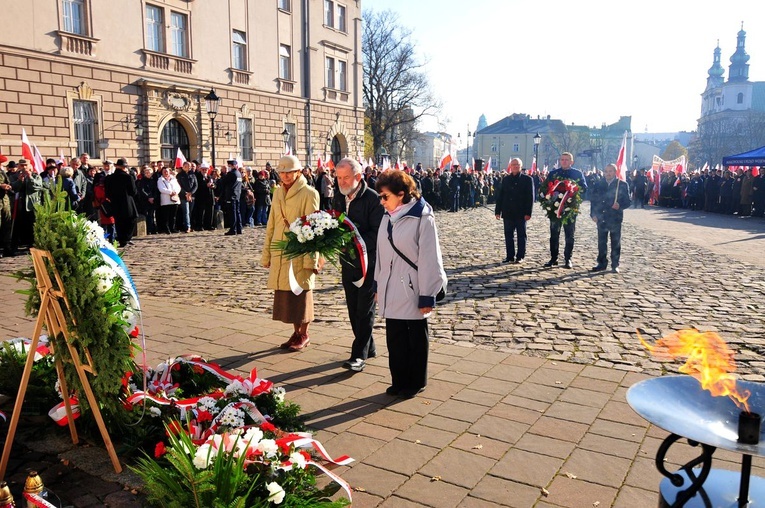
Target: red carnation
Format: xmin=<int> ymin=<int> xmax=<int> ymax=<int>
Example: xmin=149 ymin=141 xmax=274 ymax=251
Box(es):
xmin=260 ymin=421 xmax=276 ymax=432
xmin=299 ymin=450 xmax=311 ymax=462
xmin=196 ymin=410 xmax=213 ymax=423
xmin=154 ymin=441 xmax=167 ymax=458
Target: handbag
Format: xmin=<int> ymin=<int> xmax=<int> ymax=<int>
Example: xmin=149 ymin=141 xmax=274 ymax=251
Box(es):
xmin=100 ymin=200 xmax=113 ymax=217
xmin=387 ymin=224 xmax=446 ymax=302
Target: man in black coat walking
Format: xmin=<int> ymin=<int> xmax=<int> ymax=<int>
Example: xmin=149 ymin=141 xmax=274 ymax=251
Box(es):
xmin=104 ymin=158 xmax=138 ymax=247
xmin=590 ymin=164 xmax=632 ymax=273
xmin=494 ymin=158 xmax=534 ymax=264
xmin=222 ymin=159 xmax=243 ymax=235
xmin=332 ymin=157 xmax=385 ymax=372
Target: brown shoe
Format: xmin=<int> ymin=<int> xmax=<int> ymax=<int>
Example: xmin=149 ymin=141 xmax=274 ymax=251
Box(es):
xmin=289 ymin=334 xmax=310 ymax=351
xmin=280 ymin=332 xmax=299 ymax=349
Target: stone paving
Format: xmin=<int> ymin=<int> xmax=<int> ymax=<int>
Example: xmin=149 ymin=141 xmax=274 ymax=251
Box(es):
xmin=1 ymin=202 xmax=765 ymax=507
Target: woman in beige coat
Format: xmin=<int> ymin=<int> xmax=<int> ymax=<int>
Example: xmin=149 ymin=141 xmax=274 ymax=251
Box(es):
xmin=261 ymin=155 xmax=320 ymax=351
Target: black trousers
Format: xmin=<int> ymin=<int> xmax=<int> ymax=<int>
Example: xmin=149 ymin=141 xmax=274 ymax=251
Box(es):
xmin=502 ymin=217 xmax=527 ymax=260
xmin=158 ymin=204 xmax=178 ymax=233
xmin=114 ymin=216 xmax=135 ymax=247
xmin=549 ymin=216 xmax=576 ymax=262
xmin=343 ymin=277 xmax=376 ymax=361
xmin=596 ymin=220 xmax=622 ymax=268
xmin=386 ymin=318 xmax=428 ymax=392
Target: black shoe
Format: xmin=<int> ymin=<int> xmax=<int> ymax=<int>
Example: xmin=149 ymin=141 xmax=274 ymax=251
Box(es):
xmin=224 ymin=231 xmax=236 ymax=236
xmin=515 ymin=258 xmax=524 ymax=264
xmin=612 ymin=266 xmax=620 ymax=273
xmin=590 ymin=265 xmax=607 ymax=272
xmin=502 ymin=257 xmax=512 ymax=263
xmin=368 ymin=350 xmax=377 ymax=359
xmin=343 ymin=358 xmax=366 ymax=372
xmin=385 ymin=386 xmax=400 ymax=396
xmin=564 ymin=259 xmax=573 ymax=269
xmin=543 ymin=259 xmax=558 ymax=268
xmin=399 ymin=387 xmax=426 ymax=399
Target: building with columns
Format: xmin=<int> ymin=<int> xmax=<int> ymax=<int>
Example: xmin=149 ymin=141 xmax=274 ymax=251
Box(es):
xmin=0 ymin=0 xmax=364 ymax=167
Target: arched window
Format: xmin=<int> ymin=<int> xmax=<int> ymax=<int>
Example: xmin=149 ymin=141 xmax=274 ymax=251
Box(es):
xmin=160 ymin=119 xmax=190 ymax=161
xmin=330 ymin=135 xmax=341 ymax=165
xmin=737 ymin=92 xmax=744 ymax=104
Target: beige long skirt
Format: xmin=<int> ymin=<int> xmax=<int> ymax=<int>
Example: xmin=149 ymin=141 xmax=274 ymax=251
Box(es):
xmin=272 ymin=290 xmax=314 ymax=324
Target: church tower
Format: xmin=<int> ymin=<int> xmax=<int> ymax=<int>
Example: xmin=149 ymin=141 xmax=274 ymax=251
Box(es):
xmin=705 ymin=42 xmax=725 ymax=91
xmin=728 ymin=22 xmax=750 ymax=82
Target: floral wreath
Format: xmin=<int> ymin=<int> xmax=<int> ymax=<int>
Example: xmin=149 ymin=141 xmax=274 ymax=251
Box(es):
xmin=539 ymin=177 xmax=583 ymax=225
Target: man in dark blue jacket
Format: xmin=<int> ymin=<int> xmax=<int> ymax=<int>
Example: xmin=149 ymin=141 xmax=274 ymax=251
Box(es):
xmin=222 ymin=160 xmax=243 ymax=235
xmin=494 ymin=158 xmax=534 ymax=264
xmin=333 ymin=157 xmax=385 ymax=372
xmin=543 ymin=152 xmax=587 ymax=269
xmin=590 ymin=164 xmax=631 ymax=273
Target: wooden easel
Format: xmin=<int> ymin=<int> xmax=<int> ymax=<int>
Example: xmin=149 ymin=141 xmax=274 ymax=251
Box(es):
xmin=0 ymin=248 xmax=122 ymax=478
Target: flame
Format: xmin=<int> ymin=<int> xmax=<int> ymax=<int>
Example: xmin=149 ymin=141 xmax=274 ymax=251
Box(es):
xmin=640 ymin=329 xmax=751 ymax=412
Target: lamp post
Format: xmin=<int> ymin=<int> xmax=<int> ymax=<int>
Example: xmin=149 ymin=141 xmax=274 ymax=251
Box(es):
xmin=134 ymin=120 xmax=143 ymax=165
xmin=633 ymin=154 xmax=639 ymax=171
xmin=282 ymin=128 xmax=290 ymax=155
xmin=533 ymin=132 xmax=541 ymax=172
xmin=467 ymin=125 xmax=472 ymax=168
xmin=204 ymin=88 xmax=220 ymax=168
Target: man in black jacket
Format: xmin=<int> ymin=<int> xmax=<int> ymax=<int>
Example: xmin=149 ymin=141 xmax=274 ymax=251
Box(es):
xmin=332 ymin=157 xmax=385 ymax=372
xmin=104 ymin=158 xmax=138 ymax=247
xmin=590 ymin=164 xmax=632 ymax=273
xmin=494 ymin=158 xmax=534 ymax=264
xmin=176 ymin=161 xmax=198 ymax=232
xmin=222 ymin=160 xmax=243 ymax=235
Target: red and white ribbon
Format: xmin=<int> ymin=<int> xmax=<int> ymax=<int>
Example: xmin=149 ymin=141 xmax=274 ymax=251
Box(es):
xmin=48 ymin=397 xmax=80 ymax=426
xmin=339 ymin=215 xmax=368 ymax=288
xmin=23 ymin=492 xmax=57 ymax=508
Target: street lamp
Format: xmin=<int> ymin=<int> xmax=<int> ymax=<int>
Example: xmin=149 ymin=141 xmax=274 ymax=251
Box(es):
xmin=204 ymin=88 xmax=220 ymax=168
xmin=533 ymin=132 xmax=541 ymax=171
xmin=282 ymin=128 xmax=290 ymax=154
xmin=466 ymin=126 xmax=472 ymax=168
xmin=633 ymin=154 xmax=639 ymax=170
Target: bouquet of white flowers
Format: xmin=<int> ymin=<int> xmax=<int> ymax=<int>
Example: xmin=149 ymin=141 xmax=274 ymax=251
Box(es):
xmin=272 ymin=210 xmax=355 ymax=268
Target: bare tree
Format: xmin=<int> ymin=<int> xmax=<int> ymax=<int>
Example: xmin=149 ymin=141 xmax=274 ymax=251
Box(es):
xmin=692 ymin=112 xmax=765 ymax=165
xmin=363 ymin=9 xmax=441 ymax=157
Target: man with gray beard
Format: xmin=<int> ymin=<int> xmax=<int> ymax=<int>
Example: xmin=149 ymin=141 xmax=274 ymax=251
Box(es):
xmin=332 ymin=157 xmax=385 ymax=372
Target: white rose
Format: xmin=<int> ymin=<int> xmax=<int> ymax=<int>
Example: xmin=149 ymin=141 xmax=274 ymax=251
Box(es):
xmin=149 ymin=407 xmax=162 ymax=418
xmin=193 ymin=443 xmax=215 ymax=469
xmin=257 ymin=439 xmax=279 ymax=458
xmin=266 ymin=482 xmax=286 ymax=505
xmin=567 ymin=198 xmax=572 ymax=203
xmin=289 ymin=451 xmax=308 ymax=469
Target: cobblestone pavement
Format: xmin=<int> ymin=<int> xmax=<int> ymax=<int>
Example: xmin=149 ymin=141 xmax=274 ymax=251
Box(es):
xmin=2 ymin=203 xmax=765 ymax=379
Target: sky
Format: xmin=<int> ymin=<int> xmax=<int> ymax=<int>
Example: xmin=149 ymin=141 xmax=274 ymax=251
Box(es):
xmin=363 ymin=0 xmax=763 ymax=141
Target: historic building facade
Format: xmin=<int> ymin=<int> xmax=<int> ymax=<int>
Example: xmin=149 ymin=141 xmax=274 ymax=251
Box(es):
xmin=693 ymin=24 xmax=765 ymax=165
xmin=0 ymin=0 xmax=364 ymax=167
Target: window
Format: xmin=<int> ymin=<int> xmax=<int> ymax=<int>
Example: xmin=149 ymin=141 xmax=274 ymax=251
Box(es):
xmin=160 ymin=119 xmax=190 ymax=161
xmin=737 ymin=92 xmax=744 ymax=104
xmin=279 ymin=44 xmax=291 ymax=80
xmin=285 ymin=122 xmax=296 ymax=154
xmin=338 ymin=60 xmax=347 ymax=91
xmin=169 ymin=12 xmax=188 ymax=58
xmin=62 ymin=0 xmax=85 ymax=35
xmin=324 ymin=0 xmax=334 ymax=27
xmin=337 ymin=4 xmax=346 ymax=32
xmin=238 ymin=118 xmax=253 ymax=160
xmin=512 ymin=143 xmax=520 ymax=152
xmin=145 ymin=5 xmax=164 ymax=53
xmin=232 ymin=30 xmax=247 ymax=70
xmin=278 ymin=0 xmax=291 ymax=11
xmin=72 ymin=100 xmax=97 ymax=157
xmin=325 ymin=57 xmax=335 ymax=89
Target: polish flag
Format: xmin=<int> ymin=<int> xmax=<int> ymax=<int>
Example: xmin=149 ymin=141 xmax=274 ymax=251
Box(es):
xmin=484 ymin=157 xmax=492 ymax=174
xmin=530 ymin=156 xmax=537 ymax=175
xmin=21 ymin=129 xmax=41 ymax=173
xmin=284 ymin=142 xmax=292 ymax=156
xmin=615 ymin=130 xmax=628 ymax=181
xmin=753 ymin=166 xmax=760 ymax=177
xmin=438 ymin=153 xmax=452 ymax=170
xmin=381 ymin=157 xmax=391 ymax=171
xmin=33 ymin=145 xmax=45 ymax=175
xmin=174 ymin=147 xmax=187 ymax=169
xmin=394 ymin=157 xmax=401 ymax=170
xmin=317 ymin=154 xmax=325 ymax=170
xmin=506 ymin=158 xmax=512 ymax=171
xmin=327 ymin=158 xmax=335 ymax=170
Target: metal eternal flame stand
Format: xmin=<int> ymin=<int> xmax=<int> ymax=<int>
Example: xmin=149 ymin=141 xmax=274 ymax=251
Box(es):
xmin=628 ymin=375 xmax=765 ymax=507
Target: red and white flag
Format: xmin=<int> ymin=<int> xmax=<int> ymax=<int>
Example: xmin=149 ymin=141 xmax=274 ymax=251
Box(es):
xmin=317 ymin=154 xmax=325 ymax=170
xmin=484 ymin=157 xmax=492 ymax=174
xmin=284 ymin=142 xmax=292 ymax=156
xmin=753 ymin=166 xmax=760 ymax=177
xmin=381 ymin=157 xmax=391 ymax=171
xmin=21 ymin=129 xmax=42 ymax=173
xmin=438 ymin=153 xmax=452 ymax=170
xmin=394 ymin=157 xmax=401 ymax=170
xmin=33 ymin=145 xmax=45 ymax=174
xmin=530 ymin=156 xmax=537 ymax=175
xmin=506 ymin=158 xmax=512 ymax=172
xmin=615 ymin=130 xmax=628 ymax=181
xmin=174 ymin=147 xmax=187 ymax=169
xmin=327 ymin=158 xmax=335 ymax=170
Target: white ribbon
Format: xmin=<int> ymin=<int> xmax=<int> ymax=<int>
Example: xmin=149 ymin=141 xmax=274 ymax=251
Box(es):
xmin=288 ymin=260 xmax=304 ymax=296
